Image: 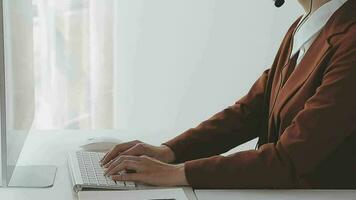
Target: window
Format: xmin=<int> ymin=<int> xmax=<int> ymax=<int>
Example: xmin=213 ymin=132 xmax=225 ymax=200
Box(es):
xmin=5 ymin=0 xmax=117 ymax=130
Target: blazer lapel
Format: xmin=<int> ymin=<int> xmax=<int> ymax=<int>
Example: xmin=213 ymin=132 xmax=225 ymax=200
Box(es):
xmin=273 ymin=0 xmax=356 ymax=117
xmin=263 ymin=0 xmax=356 ymax=145
xmin=268 ymin=27 xmax=296 ymax=117
xmin=273 ymin=31 xmax=331 ymax=118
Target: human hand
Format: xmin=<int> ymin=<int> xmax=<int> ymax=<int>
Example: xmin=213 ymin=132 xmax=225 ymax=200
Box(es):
xmin=100 ymin=140 xmax=175 ymax=166
xmin=104 ymin=155 xmax=188 ymax=187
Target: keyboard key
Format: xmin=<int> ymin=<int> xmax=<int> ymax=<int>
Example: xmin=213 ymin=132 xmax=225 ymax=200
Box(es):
xmin=115 ymin=181 xmax=125 ymax=187
xmin=89 ymin=179 xmax=98 ymax=184
xmin=76 ymin=151 xmax=137 ymax=188
xmin=107 ymin=179 xmax=117 ymax=186
xmin=125 ymin=181 xmax=136 ymax=188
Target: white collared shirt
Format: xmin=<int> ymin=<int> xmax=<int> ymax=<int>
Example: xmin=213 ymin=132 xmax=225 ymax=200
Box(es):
xmin=291 ymin=0 xmax=348 ymax=65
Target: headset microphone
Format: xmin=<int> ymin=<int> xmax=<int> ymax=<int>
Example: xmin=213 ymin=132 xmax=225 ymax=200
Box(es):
xmin=274 ymin=0 xmax=285 ymax=8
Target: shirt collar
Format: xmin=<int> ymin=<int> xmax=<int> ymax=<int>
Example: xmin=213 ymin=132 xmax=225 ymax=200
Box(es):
xmin=291 ymin=0 xmax=348 ymax=56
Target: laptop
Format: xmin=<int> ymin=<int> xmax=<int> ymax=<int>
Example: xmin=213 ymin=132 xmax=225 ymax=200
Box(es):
xmin=68 ymin=151 xmax=150 ymax=192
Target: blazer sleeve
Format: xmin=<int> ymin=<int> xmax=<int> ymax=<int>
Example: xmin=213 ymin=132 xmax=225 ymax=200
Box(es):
xmin=163 ymin=68 xmax=271 ymax=163
xmin=163 ymin=17 xmax=301 ymax=164
xmin=182 ymin=31 xmax=356 ymax=189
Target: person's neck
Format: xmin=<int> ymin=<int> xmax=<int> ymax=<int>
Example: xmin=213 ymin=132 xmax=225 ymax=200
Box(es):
xmin=298 ymin=0 xmax=332 ymax=13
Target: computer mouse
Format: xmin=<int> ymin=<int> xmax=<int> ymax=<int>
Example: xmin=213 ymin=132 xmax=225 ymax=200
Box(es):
xmin=80 ymin=137 xmax=122 ymax=152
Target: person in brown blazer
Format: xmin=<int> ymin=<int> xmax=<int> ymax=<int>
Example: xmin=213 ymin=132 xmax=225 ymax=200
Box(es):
xmin=101 ymin=0 xmax=356 ymax=189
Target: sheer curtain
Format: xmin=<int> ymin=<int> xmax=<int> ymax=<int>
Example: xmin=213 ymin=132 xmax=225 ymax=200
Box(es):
xmin=4 ymin=0 xmax=302 ymax=135
xmin=5 ymin=0 xmax=118 ymax=130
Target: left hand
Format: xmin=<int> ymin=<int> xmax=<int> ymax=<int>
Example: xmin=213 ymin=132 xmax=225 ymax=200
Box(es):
xmin=103 ymin=155 xmax=189 ymax=187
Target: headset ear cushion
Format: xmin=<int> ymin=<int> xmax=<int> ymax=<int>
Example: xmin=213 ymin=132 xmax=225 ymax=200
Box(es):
xmin=274 ymin=0 xmax=285 ymax=8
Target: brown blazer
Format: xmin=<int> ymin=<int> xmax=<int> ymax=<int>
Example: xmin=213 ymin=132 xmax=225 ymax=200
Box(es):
xmin=164 ymin=1 xmax=356 ymax=189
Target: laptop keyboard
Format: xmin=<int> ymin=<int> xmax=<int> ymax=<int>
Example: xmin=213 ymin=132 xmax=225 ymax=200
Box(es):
xmin=76 ymin=151 xmax=136 ymax=188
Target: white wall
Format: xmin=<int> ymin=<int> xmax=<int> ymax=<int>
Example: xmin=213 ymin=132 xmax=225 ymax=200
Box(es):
xmin=114 ymin=0 xmax=303 ymax=144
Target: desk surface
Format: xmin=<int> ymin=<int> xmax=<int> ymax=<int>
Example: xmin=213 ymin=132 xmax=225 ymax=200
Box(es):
xmin=0 ymin=130 xmax=173 ymax=200
xmin=0 ymin=130 xmax=355 ymax=200
xmin=195 ymin=190 xmax=356 ymax=200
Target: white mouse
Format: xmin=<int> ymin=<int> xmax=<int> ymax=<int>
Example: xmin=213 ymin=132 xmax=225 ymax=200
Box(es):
xmin=80 ymin=137 xmax=122 ymax=152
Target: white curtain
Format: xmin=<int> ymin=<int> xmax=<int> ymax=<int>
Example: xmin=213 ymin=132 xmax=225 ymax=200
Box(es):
xmin=5 ymin=0 xmax=118 ymax=130
xmin=4 ymin=0 xmax=302 ymax=135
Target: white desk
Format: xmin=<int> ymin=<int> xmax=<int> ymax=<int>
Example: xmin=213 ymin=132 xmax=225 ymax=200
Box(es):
xmin=195 ymin=190 xmax=356 ymax=200
xmin=0 ymin=130 xmax=355 ymax=200
xmin=0 ymin=130 xmax=177 ymax=200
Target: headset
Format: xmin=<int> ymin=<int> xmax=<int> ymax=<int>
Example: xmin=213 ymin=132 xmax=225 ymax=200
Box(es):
xmin=273 ymin=0 xmax=314 ymax=11
xmin=274 ymin=0 xmax=285 ymax=8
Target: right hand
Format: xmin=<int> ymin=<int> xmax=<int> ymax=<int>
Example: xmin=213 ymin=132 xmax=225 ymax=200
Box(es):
xmin=100 ymin=140 xmax=176 ymax=166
